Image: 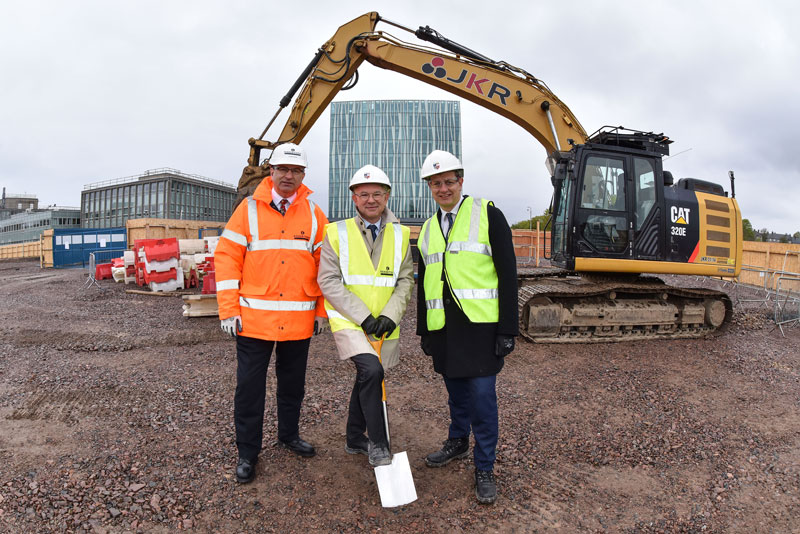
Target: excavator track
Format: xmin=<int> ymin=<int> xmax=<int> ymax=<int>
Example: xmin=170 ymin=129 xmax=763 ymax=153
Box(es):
xmin=517 ymin=268 xmax=733 ymax=343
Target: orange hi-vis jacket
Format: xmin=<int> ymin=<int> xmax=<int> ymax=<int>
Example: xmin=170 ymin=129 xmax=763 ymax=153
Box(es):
xmin=214 ymin=177 xmax=329 ymax=341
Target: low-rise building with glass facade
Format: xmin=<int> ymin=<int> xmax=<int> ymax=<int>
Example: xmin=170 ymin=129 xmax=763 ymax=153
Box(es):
xmin=0 ymin=208 xmax=80 ymax=245
xmin=81 ymin=168 xmax=236 ymax=229
xmin=329 ymin=100 xmax=462 ymax=223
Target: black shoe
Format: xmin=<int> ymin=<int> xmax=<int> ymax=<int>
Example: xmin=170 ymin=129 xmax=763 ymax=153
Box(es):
xmin=236 ymin=457 xmax=256 ymax=484
xmin=368 ymin=442 xmax=392 ymax=467
xmin=425 ymin=437 xmax=469 ymax=467
xmin=345 ymin=435 xmax=369 ymax=456
xmin=475 ymin=469 xmax=497 ymax=504
xmin=278 ymin=438 xmax=316 ymax=457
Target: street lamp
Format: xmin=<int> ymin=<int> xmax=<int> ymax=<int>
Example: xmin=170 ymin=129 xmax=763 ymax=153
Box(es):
xmin=526 ymin=206 xmax=532 ymax=231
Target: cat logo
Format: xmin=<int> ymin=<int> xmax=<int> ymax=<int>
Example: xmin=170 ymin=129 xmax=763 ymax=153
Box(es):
xmin=670 ymin=206 xmax=690 ymax=225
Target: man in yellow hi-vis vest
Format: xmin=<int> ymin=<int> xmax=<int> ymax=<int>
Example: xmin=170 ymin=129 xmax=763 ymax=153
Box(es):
xmin=318 ymin=164 xmax=414 ymax=467
xmin=416 ymin=150 xmax=519 ymax=505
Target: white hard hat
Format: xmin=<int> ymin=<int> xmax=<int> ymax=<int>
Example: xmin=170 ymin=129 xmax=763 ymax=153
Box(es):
xmin=420 ymin=150 xmax=463 ymax=179
xmin=349 ymin=164 xmax=391 ymax=191
xmin=269 ymin=143 xmax=307 ymax=168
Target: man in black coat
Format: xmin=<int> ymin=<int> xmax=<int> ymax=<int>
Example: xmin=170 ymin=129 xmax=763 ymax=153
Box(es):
xmin=416 ymin=150 xmax=519 ymax=504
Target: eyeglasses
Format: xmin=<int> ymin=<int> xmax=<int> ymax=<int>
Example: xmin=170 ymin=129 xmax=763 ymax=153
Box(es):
xmin=427 ymin=179 xmax=460 ymax=189
xmin=273 ymin=166 xmax=305 ymax=175
xmin=354 ymin=192 xmax=387 ymax=201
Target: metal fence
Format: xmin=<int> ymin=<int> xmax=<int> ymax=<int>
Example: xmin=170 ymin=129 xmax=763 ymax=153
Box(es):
xmin=680 ymin=267 xmax=800 ymax=337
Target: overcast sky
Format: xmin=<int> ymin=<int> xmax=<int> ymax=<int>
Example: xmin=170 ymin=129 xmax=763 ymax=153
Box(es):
xmin=2 ymin=1 xmax=798 ymax=233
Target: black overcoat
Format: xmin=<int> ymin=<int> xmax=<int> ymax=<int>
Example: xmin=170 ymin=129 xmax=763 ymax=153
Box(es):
xmin=416 ymin=198 xmax=519 ymax=378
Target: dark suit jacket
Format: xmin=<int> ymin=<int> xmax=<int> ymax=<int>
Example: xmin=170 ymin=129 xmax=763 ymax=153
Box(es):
xmin=416 ymin=196 xmax=519 ymax=378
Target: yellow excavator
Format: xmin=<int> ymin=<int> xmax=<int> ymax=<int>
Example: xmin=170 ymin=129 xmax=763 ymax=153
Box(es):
xmin=238 ymin=12 xmax=742 ymax=343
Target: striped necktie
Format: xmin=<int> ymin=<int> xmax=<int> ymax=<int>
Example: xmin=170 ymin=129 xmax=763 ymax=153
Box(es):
xmin=444 ymin=212 xmax=454 ymax=239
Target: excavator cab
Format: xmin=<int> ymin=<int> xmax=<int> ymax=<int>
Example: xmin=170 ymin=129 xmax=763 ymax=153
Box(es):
xmin=550 ymin=127 xmax=741 ymax=278
xmin=550 ymin=127 xmax=672 ymax=268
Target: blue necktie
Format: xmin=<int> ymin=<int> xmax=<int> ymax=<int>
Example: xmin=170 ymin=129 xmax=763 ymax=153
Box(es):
xmin=444 ymin=212 xmax=454 ymax=239
xmin=367 ymin=224 xmax=378 ymax=241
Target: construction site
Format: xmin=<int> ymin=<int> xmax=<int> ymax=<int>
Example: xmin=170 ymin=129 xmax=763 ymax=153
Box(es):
xmin=0 ymin=239 xmax=799 ymax=533
xmin=2 ymin=8 xmax=800 ymax=533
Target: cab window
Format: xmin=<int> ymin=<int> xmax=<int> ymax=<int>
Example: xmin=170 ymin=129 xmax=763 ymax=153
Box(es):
xmin=581 ymin=156 xmax=625 ymax=211
xmin=580 ymin=155 xmax=627 ymax=253
xmin=634 ymin=158 xmax=655 ymax=230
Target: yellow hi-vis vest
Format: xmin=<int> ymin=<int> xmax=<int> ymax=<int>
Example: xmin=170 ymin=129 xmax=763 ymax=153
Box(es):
xmin=419 ymin=197 xmax=499 ymax=331
xmin=323 ymin=218 xmax=410 ymax=339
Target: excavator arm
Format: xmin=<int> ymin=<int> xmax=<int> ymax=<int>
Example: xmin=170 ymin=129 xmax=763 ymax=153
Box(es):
xmin=246 ymin=11 xmax=587 ymax=170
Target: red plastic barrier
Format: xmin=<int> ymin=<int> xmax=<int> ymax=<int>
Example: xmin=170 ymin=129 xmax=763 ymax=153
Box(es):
xmin=202 ymin=270 xmax=216 ymax=294
xmin=135 ymin=266 xmax=146 ymax=286
xmin=95 ymin=263 xmax=113 ymax=280
xmin=144 ymin=269 xmax=178 ymax=284
xmin=185 ymin=268 xmax=199 ymax=289
xmin=132 ymin=240 xmax=153 ymax=285
xmin=142 ymin=238 xmax=179 ymax=262
xmin=111 ymin=257 xmax=124 ymax=268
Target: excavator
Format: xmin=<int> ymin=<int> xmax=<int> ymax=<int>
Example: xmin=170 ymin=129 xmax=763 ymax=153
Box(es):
xmin=237 ymin=12 xmax=742 ymax=343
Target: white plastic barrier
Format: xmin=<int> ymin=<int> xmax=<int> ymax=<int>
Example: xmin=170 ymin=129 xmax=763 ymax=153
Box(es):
xmin=143 ymin=256 xmax=180 ymax=273
xmin=180 ymin=256 xmax=198 ymax=277
xmin=111 ymin=266 xmax=126 ymax=283
xmin=179 ymin=239 xmax=206 ymax=255
xmin=194 ymin=253 xmax=211 ymax=264
xmin=205 ymin=236 xmax=220 ymax=254
xmin=149 ymin=269 xmax=184 ymax=292
xmin=123 ymin=250 xmax=137 ymax=284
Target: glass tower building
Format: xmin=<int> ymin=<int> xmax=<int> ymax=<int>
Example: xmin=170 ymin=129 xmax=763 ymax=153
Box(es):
xmin=329 ymin=100 xmax=461 ymax=223
xmin=81 ymin=168 xmax=236 ymax=229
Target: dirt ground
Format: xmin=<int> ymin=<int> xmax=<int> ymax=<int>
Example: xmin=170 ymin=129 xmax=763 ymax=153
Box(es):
xmin=0 ymin=259 xmax=798 ymax=534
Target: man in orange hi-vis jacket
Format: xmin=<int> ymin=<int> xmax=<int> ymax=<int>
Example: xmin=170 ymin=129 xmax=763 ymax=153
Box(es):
xmin=214 ymin=142 xmax=329 ymax=484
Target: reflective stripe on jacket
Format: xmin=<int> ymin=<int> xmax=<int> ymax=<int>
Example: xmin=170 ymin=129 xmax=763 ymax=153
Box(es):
xmin=419 ymin=196 xmax=499 ymax=330
xmin=214 ymin=176 xmax=328 ymax=341
xmin=323 ymin=218 xmax=410 ymax=340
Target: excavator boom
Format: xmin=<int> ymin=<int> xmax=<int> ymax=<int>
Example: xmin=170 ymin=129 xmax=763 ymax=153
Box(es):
xmin=247 ymin=12 xmax=587 ymax=167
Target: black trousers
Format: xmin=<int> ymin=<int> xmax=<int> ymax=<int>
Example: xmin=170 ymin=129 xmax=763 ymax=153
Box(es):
xmin=234 ymin=335 xmax=311 ymax=461
xmin=346 ymin=353 xmax=387 ymax=447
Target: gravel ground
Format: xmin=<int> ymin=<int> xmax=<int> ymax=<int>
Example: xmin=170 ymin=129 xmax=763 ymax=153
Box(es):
xmin=0 ymin=259 xmax=798 ymax=533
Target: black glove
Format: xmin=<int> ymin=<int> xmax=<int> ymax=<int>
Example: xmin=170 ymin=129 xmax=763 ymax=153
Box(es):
xmin=495 ymin=335 xmax=515 ymax=357
xmin=421 ymin=335 xmax=434 ymax=356
xmin=361 ymin=315 xmax=379 ymax=336
xmin=374 ymin=315 xmax=397 ymax=338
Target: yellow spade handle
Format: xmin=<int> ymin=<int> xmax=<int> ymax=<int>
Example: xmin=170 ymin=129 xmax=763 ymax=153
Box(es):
xmin=366 ymin=333 xmax=387 ymax=402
